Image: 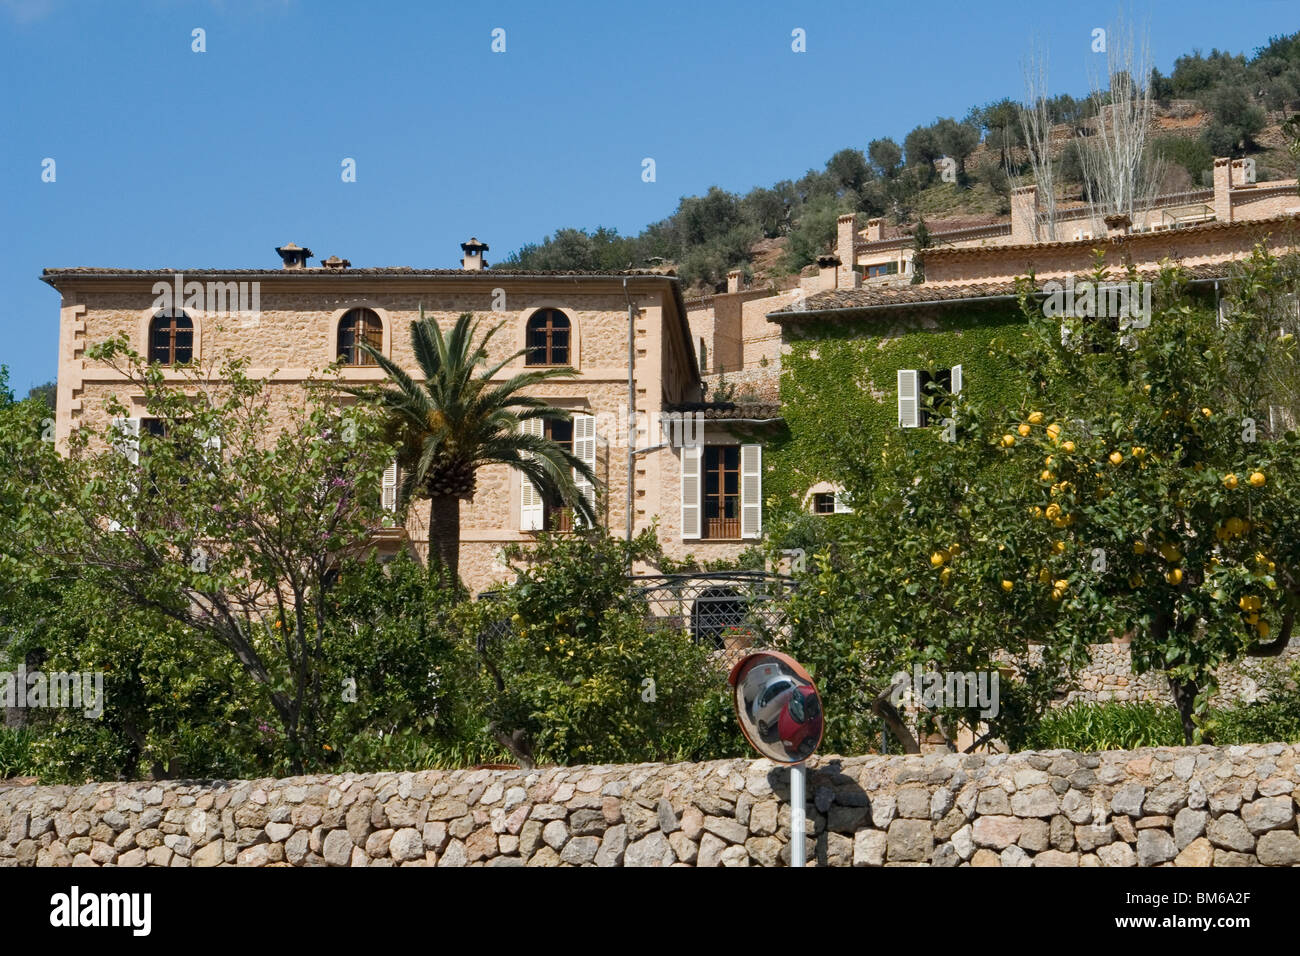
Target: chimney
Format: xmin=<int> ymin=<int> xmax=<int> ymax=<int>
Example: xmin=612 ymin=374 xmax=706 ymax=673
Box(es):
xmin=835 ymin=215 xmax=862 ymax=288
xmin=817 ymin=254 xmax=841 ymax=291
xmin=320 ymin=255 xmax=351 ymax=271
xmin=275 ymin=242 xmax=313 ymax=270
xmin=1103 ymin=214 xmax=1131 ymax=238
xmin=460 ymin=237 xmax=489 ymax=270
xmin=1213 ymin=157 xmax=1233 ymax=223
xmin=1011 ymin=186 xmax=1039 ymax=244
xmin=726 ymin=269 xmax=744 ymax=293
xmin=865 ymin=218 xmax=885 ymax=242
xmin=1231 ymin=157 xmax=1256 ymax=185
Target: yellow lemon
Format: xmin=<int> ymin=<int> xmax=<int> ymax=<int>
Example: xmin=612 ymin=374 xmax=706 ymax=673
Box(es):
xmin=1133 ymin=541 xmax=1146 ymax=555
xmin=1028 ymin=411 xmax=1045 ymax=425
xmin=1054 ymin=579 xmax=1069 ymax=591
xmin=1038 ymin=568 xmax=1052 ymax=584
xmin=1018 ymin=423 xmax=1032 ymax=437
xmin=1041 ymin=470 xmax=1055 ymax=482
xmin=1051 ymin=588 xmax=1064 ymax=601
xmin=1046 ymin=423 xmax=1062 ymax=441
xmin=1045 ymin=503 xmax=1062 ymax=520
xmin=940 ymin=567 xmax=953 ymax=585
xmin=1061 ymin=440 xmax=1075 ymax=453
xmin=1001 ymin=434 xmax=1016 ymax=447
xmin=1223 ymin=473 xmax=1239 ymax=490
xmin=1250 ymin=471 xmax=1266 ymax=487
xmin=1132 ymin=446 xmax=1146 ymax=459
xmin=931 ymin=550 xmax=948 ymax=567
xmin=1166 ymin=568 xmax=1183 ymax=585
xmin=1202 ymin=407 xmax=1212 ymax=417
xmin=1109 ymin=451 xmax=1123 ymax=466
xmin=1001 ymin=580 xmax=1014 ymax=592
xmin=1050 ymin=540 xmax=1066 ymax=554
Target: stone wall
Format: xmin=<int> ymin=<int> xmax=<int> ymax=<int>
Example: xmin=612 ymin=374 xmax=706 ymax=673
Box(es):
xmin=4 ymin=745 xmax=1298 ymax=866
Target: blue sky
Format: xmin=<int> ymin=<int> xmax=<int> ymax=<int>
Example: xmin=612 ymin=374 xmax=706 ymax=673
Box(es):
xmin=0 ymin=0 xmax=1294 ymax=394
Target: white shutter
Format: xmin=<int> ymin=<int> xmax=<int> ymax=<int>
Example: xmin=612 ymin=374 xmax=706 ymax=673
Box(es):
xmin=203 ymin=433 xmax=221 ymax=471
xmin=381 ymin=460 xmax=398 ymax=514
xmin=950 ymin=364 xmax=963 ymax=397
xmin=109 ymin=417 xmax=141 ymax=532
xmin=520 ymin=417 xmax=544 ymax=531
xmin=680 ymin=443 xmax=702 ymax=540
xmin=833 ymin=491 xmax=852 ymax=513
xmin=897 ymin=370 xmax=920 ymax=428
xmin=740 ymin=444 xmax=762 ymax=539
xmin=572 ymin=413 xmax=597 ymax=526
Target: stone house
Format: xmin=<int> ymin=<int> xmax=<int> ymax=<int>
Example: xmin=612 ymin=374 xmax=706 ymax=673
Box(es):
xmin=45 ymin=239 xmax=781 ymax=595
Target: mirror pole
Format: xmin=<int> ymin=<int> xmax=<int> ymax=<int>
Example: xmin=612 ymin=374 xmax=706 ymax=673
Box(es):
xmin=790 ymin=761 xmax=805 ymax=868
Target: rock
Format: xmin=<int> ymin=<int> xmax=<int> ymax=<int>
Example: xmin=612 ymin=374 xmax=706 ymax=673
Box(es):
xmin=828 ymin=806 xmax=869 ymax=833
xmin=625 ymin=832 xmax=676 ymax=867
xmin=1143 ymin=781 xmax=1187 ymax=815
xmin=932 ymin=843 xmax=961 ymax=867
xmin=192 ymin=840 xmax=224 ymax=867
xmin=285 ymin=831 xmax=309 ymax=865
xmin=1241 ymin=796 xmax=1294 ymax=834
xmin=743 ymin=835 xmax=780 ymax=867
xmin=1135 ymin=815 xmax=1173 ymax=830
xmin=1173 ymin=809 xmax=1206 ymax=850
xmin=886 ymin=819 xmax=933 ymax=863
xmin=1060 ymin=789 xmax=1093 ymax=825
xmin=750 ymin=801 xmax=778 ymax=837
xmin=1018 ymin=818 xmax=1050 ymax=852
xmin=560 ymin=837 xmax=600 ymax=865
xmin=1034 ymin=849 xmax=1079 ymax=867
xmin=519 ymin=820 xmax=545 ymax=859
xmin=236 ymin=845 xmax=268 ymax=867
xmin=703 ymin=815 xmax=747 ymax=845
xmin=365 ymin=829 xmax=394 ymax=858
xmin=697 ymin=833 xmax=726 ymax=868
xmin=669 ymin=832 xmax=699 ymax=864
xmin=970 ymin=848 xmax=1001 ymax=867
xmin=1174 ymin=837 xmax=1214 ymax=867
xmin=870 ymin=795 xmax=897 ymax=828
xmin=1212 ymin=850 xmax=1257 ymax=867
xmin=1111 ymin=784 xmax=1146 ymax=817
xmin=951 ymin=824 xmax=975 ymax=861
xmin=680 ymin=807 xmax=705 ymax=840
xmin=1256 ymin=830 xmax=1300 ymax=866
xmin=541 ymin=820 xmax=569 ymax=851
xmin=853 ymin=829 xmax=886 ymax=867
xmin=896 ymin=788 xmax=930 ymax=819
xmin=1000 ymin=845 xmax=1031 ymax=867
xmin=656 ymin=799 xmax=680 ymax=835
xmin=1112 ymin=816 xmax=1138 ymax=843
xmin=1136 ymin=829 xmax=1177 ymax=866
xmin=322 ymin=830 xmax=354 ymax=867
xmin=973 ymin=815 xmax=1023 ymax=849
xmin=1206 ymin=814 xmax=1255 ymax=853
xmin=1050 ymin=815 xmax=1075 ymax=851
xmin=975 ymin=789 xmax=1011 ymax=815
xmin=437 ymin=840 xmax=468 ymax=867
xmin=117 ymin=848 xmax=147 ymax=867
xmin=595 ymin=825 xmax=628 ymax=867
xmin=464 ymin=827 xmax=496 ymax=863
xmin=569 ymin=809 xmax=605 ymax=837
xmin=720 ymin=846 xmax=750 ymax=867
xmin=265 ymin=822 xmax=294 ymax=843
xmin=1097 ymin=842 xmax=1136 ymax=867
xmin=1075 ymin=824 xmax=1115 ymax=852
xmin=930 ymin=788 xmax=954 ymax=820
xmin=1011 ymin=788 xmax=1060 ymax=818
xmin=345 ymin=804 xmax=372 ymax=846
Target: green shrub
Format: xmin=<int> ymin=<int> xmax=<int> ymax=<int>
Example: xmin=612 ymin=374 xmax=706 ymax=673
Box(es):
xmin=1024 ymin=701 xmax=1184 ymax=752
xmin=1202 ymin=662 xmax=1300 ymax=745
xmin=0 ymin=726 xmax=37 ymax=778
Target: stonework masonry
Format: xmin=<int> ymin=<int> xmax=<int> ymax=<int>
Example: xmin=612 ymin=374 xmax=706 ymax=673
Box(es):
xmin=4 ymin=745 xmax=1298 ymax=866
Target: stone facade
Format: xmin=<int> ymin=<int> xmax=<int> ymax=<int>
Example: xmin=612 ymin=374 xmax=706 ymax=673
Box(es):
xmin=4 ymin=745 xmax=1298 ymax=866
xmin=47 ymin=259 xmax=773 ymax=594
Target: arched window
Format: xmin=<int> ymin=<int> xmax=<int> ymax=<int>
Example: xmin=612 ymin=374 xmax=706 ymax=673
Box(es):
xmin=526 ymin=309 xmax=570 ymax=366
xmin=691 ymin=586 xmax=748 ymax=650
xmin=338 ymin=308 xmax=383 ymax=366
xmin=148 ymin=311 xmax=193 ymax=365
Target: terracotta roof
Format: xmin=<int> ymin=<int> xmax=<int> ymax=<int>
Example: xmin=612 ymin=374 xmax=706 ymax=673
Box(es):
xmin=767 ymin=261 xmax=1238 ymax=319
xmin=42 ymin=266 xmax=677 ymax=280
xmin=664 ymin=401 xmax=783 ymax=420
xmin=923 ymin=212 xmax=1300 ymax=261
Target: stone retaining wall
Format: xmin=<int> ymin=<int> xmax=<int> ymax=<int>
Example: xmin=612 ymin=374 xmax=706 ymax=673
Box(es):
xmin=2 ymin=744 xmax=1298 ymax=867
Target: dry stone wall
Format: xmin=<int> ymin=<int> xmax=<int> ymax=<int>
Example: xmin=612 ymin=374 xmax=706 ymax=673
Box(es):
xmin=3 ymin=745 xmax=1299 ymax=867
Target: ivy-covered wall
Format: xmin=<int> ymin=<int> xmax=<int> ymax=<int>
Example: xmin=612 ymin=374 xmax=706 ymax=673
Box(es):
xmin=765 ymin=303 xmax=1031 ymax=508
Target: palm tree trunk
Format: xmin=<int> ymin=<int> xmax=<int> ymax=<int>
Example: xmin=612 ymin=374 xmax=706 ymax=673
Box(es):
xmin=428 ymin=495 xmax=461 ymax=585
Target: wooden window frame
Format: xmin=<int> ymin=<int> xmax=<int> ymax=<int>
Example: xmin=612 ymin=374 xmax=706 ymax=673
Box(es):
xmin=148 ymin=311 xmax=194 ymax=365
xmin=338 ymin=309 xmax=384 ymax=366
xmin=702 ymin=445 xmax=741 ymax=540
xmin=525 ymin=309 xmax=571 ymax=367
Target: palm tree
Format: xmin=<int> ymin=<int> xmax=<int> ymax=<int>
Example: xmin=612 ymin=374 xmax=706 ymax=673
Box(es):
xmin=340 ymin=310 xmax=596 ymax=583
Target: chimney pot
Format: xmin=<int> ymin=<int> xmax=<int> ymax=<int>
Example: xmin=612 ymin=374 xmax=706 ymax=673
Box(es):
xmin=726 ymin=269 xmax=744 ymax=293
xmin=1103 ymin=214 xmax=1131 ymax=238
xmin=275 ymin=242 xmax=313 ymax=270
xmin=460 ymin=237 xmax=489 ymax=271
xmin=321 ymin=255 xmax=351 ymax=271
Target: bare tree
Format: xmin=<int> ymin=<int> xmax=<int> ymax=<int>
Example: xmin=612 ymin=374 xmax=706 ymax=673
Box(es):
xmin=1018 ymin=43 xmax=1061 ymax=241
xmin=1078 ymin=15 xmax=1166 ymax=233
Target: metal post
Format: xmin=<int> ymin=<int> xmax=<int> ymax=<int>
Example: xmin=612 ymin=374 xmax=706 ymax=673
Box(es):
xmin=790 ymin=762 xmax=806 ymax=868
xmin=623 ymin=279 xmax=637 ymax=545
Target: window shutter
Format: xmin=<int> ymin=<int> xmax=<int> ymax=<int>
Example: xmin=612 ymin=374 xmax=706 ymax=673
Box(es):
xmin=108 ymin=417 xmax=141 ymax=532
xmin=950 ymin=364 xmax=963 ymax=397
xmin=833 ymin=491 xmax=852 ymax=514
xmin=897 ymin=370 xmax=920 ymax=428
xmin=202 ymin=433 xmax=222 ymax=471
xmin=572 ymin=413 xmax=597 ymax=526
xmin=519 ymin=417 xmax=544 ymax=531
xmin=740 ymin=444 xmax=762 ymax=539
xmin=680 ymin=443 xmax=702 ymax=540
xmin=381 ymin=460 xmax=399 ymax=514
